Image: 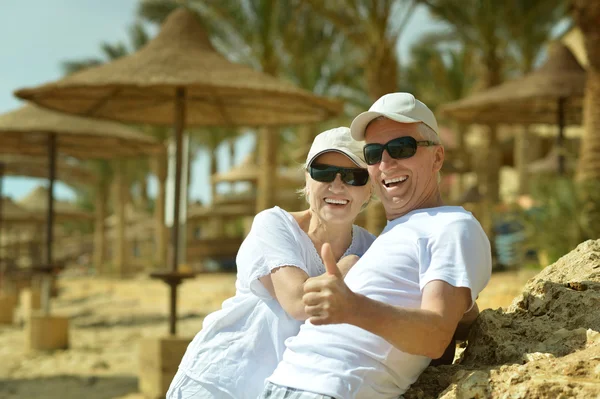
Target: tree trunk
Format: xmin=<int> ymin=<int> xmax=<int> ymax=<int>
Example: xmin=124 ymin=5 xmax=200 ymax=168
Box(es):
xmin=210 ymin=150 xmax=217 ymax=204
xmin=139 ymin=177 xmax=149 ymax=211
xmin=229 ymin=138 xmax=236 ymax=192
xmin=256 ymin=127 xmax=279 ymax=213
xmin=153 ymin=151 xmax=168 ymax=269
xmin=93 ymin=181 xmax=108 ymax=274
xmin=514 ymin=125 xmax=531 ymax=195
xmin=573 ymin=0 xmax=600 ymax=239
xmin=363 ymin=42 xmax=399 ymax=234
xmin=452 ymin=122 xmax=467 ymax=202
xmin=576 ymin=71 xmax=600 ymax=181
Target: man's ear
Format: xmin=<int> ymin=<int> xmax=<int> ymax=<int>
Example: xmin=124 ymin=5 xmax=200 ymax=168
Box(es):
xmin=433 ymin=145 xmax=444 ymax=172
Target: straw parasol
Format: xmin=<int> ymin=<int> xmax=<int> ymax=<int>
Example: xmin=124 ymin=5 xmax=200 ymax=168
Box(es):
xmin=213 ymin=188 xmax=302 ymax=209
xmin=440 ymin=43 xmax=586 ymax=175
xmin=17 ymin=186 xmax=93 ymax=221
xmin=15 ymin=8 xmax=343 ymax=335
xmin=211 ymin=153 xmax=304 ymax=189
xmin=187 ymin=202 xmax=256 ymax=221
xmin=0 ymin=104 xmax=161 ymax=314
xmin=0 ymin=155 xmax=95 ymax=186
xmin=0 ymin=197 xmax=44 ymax=224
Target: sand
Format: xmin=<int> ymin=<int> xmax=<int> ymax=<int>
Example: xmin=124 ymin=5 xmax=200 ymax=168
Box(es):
xmin=0 ymin=268 xmax=536 ymax=399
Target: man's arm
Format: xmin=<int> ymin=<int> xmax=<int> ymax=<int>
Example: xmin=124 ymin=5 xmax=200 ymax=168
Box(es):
xmin=455 ymin=302 xmax=479 ymax=341
xmin=303 ymin=244 xmax=471 ymax=359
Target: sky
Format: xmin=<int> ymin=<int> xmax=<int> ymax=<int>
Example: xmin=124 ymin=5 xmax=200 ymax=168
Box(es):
xmin=0 ymin=0 xmax=442 ymax=204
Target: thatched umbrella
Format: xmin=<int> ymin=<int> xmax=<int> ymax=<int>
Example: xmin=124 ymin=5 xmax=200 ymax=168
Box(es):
xmin=213 ymin=188 xmax=303 ymax=209
xmin=187 ymin=203 xmax=256 ymax=221
xmin=211 ymin=153 xmax=304 ymax=189
xmin=0 ymin=104 xmax=160 ymax=314
xmin=15 ymin=8 xmax=342 ymax=334
xmin=0 ymin=155 xmax=95 ymax=246
xmin=17 ymin=186 xmax=93 ymax=220
xmin=440 ymin=43 xmax=586 ymax=175
xmin=0 ymin=155 xmax=95 ymax=185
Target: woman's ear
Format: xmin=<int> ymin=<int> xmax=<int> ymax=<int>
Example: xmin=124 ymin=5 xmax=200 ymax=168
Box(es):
xmin=433 ymin=145 xmax=444 ymax=172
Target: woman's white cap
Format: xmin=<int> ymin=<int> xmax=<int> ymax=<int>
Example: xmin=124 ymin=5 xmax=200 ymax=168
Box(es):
xmin=305 ymin=127 xmax=367 ymax=168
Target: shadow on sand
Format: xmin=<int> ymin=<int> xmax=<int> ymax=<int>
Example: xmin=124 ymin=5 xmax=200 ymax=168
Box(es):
xmin=0 ymin=375 xmax=138 ymax=399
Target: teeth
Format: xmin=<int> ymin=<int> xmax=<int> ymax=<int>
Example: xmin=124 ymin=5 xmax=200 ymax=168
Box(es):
xmin=384 ymin=176 xmax=408 ymax=185
xmin=324 ymin=198 xmax=348 ymax=205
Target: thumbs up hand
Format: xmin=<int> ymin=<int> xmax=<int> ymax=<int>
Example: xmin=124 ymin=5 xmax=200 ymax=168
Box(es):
xmin=302 ymin=243 xmax=358 ymax=325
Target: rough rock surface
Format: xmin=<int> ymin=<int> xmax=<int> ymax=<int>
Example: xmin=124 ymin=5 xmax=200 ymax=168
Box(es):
xmin=405 ymin=239 xmax=600 ymax=399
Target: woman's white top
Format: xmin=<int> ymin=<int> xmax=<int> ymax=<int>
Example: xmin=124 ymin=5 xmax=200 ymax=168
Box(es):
xmin=177 ymin=206 xmax=376 ymax=399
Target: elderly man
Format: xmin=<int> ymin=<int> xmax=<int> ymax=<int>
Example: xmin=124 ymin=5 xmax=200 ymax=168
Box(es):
xmin=258 ymin=93 xmax=492 ymax=399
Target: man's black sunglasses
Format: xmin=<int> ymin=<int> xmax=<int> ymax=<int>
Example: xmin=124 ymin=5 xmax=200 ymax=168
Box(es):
xmin=308 ymin=164 xmax=370 ymax=186
xmin=363 ymin=136 xmax=438 ymax=165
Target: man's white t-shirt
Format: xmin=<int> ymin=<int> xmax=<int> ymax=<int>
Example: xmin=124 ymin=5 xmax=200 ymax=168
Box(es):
xmin=176 ymin=206 xmax=376 ymax=399
xmin=268 ymin=206 xmax=492 ymax=399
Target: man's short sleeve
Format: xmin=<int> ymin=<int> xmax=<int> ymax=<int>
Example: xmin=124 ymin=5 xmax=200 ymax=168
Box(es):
xmin=236 ymin=209 xmax=308 ymax=298
xmin=419 ymin=218 xmax=492 ymax=309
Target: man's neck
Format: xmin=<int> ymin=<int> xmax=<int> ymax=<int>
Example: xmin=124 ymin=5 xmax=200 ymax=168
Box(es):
xmin=386 ymin=190 xmax=444 ymax=221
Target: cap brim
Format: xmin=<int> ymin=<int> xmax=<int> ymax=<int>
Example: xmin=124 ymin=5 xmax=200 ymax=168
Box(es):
xmin=306 ymin=148 xmax=366 ymax=168
xmin=350 ymin=111 xmax=422 ymax=141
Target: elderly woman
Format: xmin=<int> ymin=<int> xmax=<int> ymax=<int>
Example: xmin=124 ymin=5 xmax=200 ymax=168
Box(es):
xmin=167 ymin=127 xmax=375 ymax=399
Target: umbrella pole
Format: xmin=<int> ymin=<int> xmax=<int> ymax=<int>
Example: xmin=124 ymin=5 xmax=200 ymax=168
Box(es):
xmin=0 ymin=162 xmax=4 ymax=290
xmin=169 ymin=87 xmax=186 ymax=335
xmin=557 ymin=97 xmax=566 ymax=176
xmin=41 ymin=133 xmax=57 ymax=315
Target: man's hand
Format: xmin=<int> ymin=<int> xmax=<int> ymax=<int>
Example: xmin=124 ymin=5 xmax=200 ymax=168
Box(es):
xmin=302 ymin=243 xmax=358 ymax=325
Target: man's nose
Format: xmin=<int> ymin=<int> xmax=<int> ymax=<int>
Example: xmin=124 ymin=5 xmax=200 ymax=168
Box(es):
xmin=379 ymin=149 xmax=395 ymax=170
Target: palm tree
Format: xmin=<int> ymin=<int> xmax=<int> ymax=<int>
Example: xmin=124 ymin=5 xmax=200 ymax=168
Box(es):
xmin=296 ymin=0 xmax=418 ymax=233
xmin=503 ymin=0 xmax=569 ymax=195
xmin=402 ymin=35 xmax=478 ymax=110
xmin=402 ymin=35 xmax=479 ymax=199
xmin=140 ymin=0 xmax=292 ymax=213
xmin=572 ymin=0 xmax=600 ymax=239
xmin=416 ymin=1 xmax=510 ymax=224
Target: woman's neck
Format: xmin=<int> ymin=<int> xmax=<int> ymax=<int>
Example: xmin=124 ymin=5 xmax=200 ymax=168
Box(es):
xmin=296 ymin=209 xmax=353 ymax=261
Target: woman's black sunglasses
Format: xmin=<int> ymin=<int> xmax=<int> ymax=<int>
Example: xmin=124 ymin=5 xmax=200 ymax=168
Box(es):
xmin=363 ymin=136 xmax=438 ymax=165
xmin=308 ymin=164 xmax=370 ymax=186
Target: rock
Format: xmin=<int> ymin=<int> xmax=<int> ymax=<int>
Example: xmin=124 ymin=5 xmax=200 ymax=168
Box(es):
xmin=91 ymin=360 xmax=110 ymax=370
xmin=405 ymin=239 xmax=600 ymax=398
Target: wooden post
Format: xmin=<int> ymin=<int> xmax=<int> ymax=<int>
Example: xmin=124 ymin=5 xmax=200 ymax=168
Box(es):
xmin=93 ymin=182 xmax=107 ymax=274
xmin=115 ymin=160 xmax=127 ymax=277
xmin=515 ymin=125 xmax=531 ymax=195
xmin=154 ymin=151 xmax=168 ymax=269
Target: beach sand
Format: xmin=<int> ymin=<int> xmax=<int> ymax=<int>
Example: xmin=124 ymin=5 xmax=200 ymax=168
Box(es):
xmin=0 ymin=268 xmax=537 ymax=399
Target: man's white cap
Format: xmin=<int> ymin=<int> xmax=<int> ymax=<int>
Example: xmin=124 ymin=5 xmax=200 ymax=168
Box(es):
xmin=306 ymin=127 xmax=367 ymax=168
xmin=350 ymin=92 xmax=440 ymax=141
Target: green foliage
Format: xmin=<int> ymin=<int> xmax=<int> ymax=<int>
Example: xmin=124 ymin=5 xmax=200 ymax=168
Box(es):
xmin=402 ymin=35 xmax=478 ymax=111
xmin=416 ymin=0 xmax=569 ymax=88
xmin=515 ymin=177 xmax=586 ymax=265
xmin=578 ymin=178 xmax=600 ymax=240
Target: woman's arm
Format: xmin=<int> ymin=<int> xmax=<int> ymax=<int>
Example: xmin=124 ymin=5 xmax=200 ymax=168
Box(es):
xmin=260 ymin=266 xmax=310 ymax=320
xmin=259 ymin=254 xmax=360 ymax=321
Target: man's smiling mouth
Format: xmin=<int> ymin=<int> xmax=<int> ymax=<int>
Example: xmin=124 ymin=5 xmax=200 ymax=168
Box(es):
xmin=383 ymin=176 xmax=408 ymax=188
